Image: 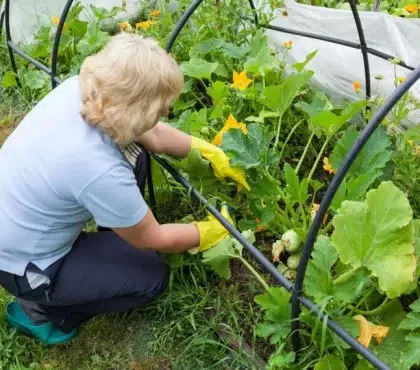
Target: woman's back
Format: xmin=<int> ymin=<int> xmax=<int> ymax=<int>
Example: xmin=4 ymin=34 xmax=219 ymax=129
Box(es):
xmin=0 ymin=76 xmax=135 ymax=276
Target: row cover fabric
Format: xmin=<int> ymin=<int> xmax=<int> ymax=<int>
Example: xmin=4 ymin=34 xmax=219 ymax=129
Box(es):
xmin=0 ymin=0 xmax=149 ymax=44
xmin=258 ymin=0 xmax=420 ymax=126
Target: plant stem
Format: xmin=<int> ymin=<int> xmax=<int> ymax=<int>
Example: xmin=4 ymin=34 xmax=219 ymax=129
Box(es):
xmin=333 ymin=266 xmax=361 ymax=285
xmin=239 ymin=256 xmax=269 ymax=291
xmin=352 ymin=297 xmax=390 ymax=316
xmin=307 ymin=136 xmax=331 ymax=182
xmin=278 ymin=118 xmax=305 ymax=164
xmin=346 ymin=287 xmax=375 ymax=315
xmin=295 ymin=131 xmax=315 ymax=174
xmin=322 ymin=219 xmax=334 ymax=234
xmin=273 ymin=115 xmax=283 ymax=150
xmin=192 ymin=91 xmax=207 ymax=109
xmin=299 ymin=203 xmax=308 ymax=230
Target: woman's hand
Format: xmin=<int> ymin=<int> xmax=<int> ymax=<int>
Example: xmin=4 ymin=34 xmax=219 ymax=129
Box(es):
xmin=191 ymin=137 xmax=250 ymax=191
xmin=138 ymin=123 xmax=250 ymax=191
xmin=189 ymin=204 xmax=234 ymax=254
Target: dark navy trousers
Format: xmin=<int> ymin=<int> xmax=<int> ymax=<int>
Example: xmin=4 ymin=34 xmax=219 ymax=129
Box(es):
xmin=0 ymin=148 xmax=169 ymax=332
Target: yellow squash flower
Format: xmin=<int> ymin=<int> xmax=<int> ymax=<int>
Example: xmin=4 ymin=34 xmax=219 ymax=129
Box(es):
xmin=353 ymin=81 xmax=361 ymax=93
xmin=136 ymin=20 xmax=156 ymax=30
xmin=119 ymin=22 xmax=133 ymax=32
xmin=151 ymin=10 xmax=161 ymax=17
xmin=311 ymin=203 xmax=320 ymax=220
xmin=231 ymin=71 xmax=252 ymax=91
xmin=311 ymin=203 xmax=328 ymax=225
xmin=51 ymin=16 xmax=67 ymax=32
xmin=283 ymin=40 xmax=293 ymax=49
xmin=323 ymin=157 xmax=336 ymax=175
xmin=255 ymin=218 xmax=266 ymax=233
xmin=405 ymin=4 xmax=419 ymax=12
xmin=212 ymin=114 xmax=248 ymax=146
xmin=407 ymin=139 xmax=414 ymax=146
xmin=354 ymin=315 xmax=389 ymax=348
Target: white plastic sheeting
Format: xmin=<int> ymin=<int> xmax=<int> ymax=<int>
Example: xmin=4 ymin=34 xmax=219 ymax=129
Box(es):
xmin=258 ymin=0 xmax=420 ymax=125
xmin=0 ymin=0 xmax=144 ymax=44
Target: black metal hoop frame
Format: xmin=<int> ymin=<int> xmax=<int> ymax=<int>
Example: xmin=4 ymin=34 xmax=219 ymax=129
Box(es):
xmin=2 ymin=0 xmax=420 ymax=368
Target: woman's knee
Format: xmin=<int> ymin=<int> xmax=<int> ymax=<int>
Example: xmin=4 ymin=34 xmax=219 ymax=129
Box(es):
xmin=146 ymin=258 xmax=169 ymax=300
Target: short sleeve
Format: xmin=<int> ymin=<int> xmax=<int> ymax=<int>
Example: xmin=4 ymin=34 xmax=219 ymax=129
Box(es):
xmin=77 ymin=164 xmax=148 ymax=228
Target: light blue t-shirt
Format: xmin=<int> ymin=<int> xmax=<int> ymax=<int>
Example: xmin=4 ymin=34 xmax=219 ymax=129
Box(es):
xmin=0 ymin=76 xmax=148 ymax=276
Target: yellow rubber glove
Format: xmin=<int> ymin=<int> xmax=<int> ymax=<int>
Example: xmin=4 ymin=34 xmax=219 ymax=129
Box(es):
xmin=189 ymin=205 xmax=234 ymax=254
xmin=191 ymin=137 xmax=250 ymax=191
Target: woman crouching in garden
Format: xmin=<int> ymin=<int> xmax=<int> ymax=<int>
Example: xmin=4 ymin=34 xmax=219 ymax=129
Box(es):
xmin=0 ymin=33 xmax=248 ymax=344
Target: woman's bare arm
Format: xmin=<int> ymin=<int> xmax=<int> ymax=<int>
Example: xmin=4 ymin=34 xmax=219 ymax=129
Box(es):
xmin=138 ymin=122 xmax=192 ymax=158
xmin=113 ymin=209 xmax=200 ymax=253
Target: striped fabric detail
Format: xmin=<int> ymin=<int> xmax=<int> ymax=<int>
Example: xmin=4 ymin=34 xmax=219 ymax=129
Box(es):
xmin=121 ymin=142 xmax=143 ymax=168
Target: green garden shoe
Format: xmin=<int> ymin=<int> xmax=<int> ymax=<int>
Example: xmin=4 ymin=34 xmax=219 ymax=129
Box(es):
xmin=5 ymin=301 xmax=77 ymax=344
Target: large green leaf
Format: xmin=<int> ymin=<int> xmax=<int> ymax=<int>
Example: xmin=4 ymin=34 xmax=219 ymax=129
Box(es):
xmin=332 ymin=181 xmax=415 ymax=298
xmin=249 ymin=195 xmax=277 ymax=226
xmin=354 ymin=360 xmax=375 ymax=370
xmin=345 ymin=171 xmax=382 ymax=201
xmin=22 ymin=70 xmax=48 ymax=90
xmin=222 ymin=42 xmax=249 ymax=59
xmin=334 ymin=316 xmax=360 ymax=349
xmin=333 ymin=269 xmax=370 ymax=305
xmin=304 ymin=236 xmax=337 ymax=302
xmin=248 ymin=29 xmax=268 ymax=58
xmin=371 ymin=328 xmax=408 ymax=370
xmin=284 ymin=163 xmax=309 ymax=204
xmin=311 ymin=100 xmax=367 ymax=138
xmin=314 ymin=354 xmax=346 ymax=370
xmin=171 ymin=109 xmax=207 ymax=136
xmin=398 ymin=299 xmax=420 ymax=331
xmin=221 ymin=123 xmax=274 ymax=170
xmin=202 ymin=231 xmax=255 ymax=279
xmin=207 ymin=81 xmax=230 ymax=104
xmin=244 ymin=45 xmax=278 ymax=76
xmin=293 ymin=50 xmax=318 ymax=72
xmin=248 ymin=171 xmax=282 ymax=226
xmin=255 ymin=287 xmax=291 ymax=344
xmin=377 ymin=299 xmax=407 ymax=327
xmin=262 ymin=71 xmax=313 ymax=116
xmin=180 ymin=58 xmax=219 ymax=80
xmin=295 ymin=91 xmax=333 ymax=119
xmin=77 ymin=21 xmax=110 ymax=57
xmin=267 ymin=344 xmax=295 ymax=370
xmin=245 ymin=110 xmax=279 ymax=123
xmin=250 ymin=171 xmax=281 ymax=198
xmin=1 ymin=71 xmax=17 ymax=88
xmin=329 ymin=126 xmax=393 ymax=178
xmin=400 ymin=333 xmax=420 ymax=369
xmin=173 ymin=149 xmax=219 ymax=193
xmin=202 ymin=238 xmax=239 ymax=279
xmin=329 ymin=126 xmax=392 ymax=210
xmin=196 ymin=38 xmax=225 ymax=54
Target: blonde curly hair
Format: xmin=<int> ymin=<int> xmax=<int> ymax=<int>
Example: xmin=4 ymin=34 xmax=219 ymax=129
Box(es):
xmin=79 ymin=33 xmax=183 ymax=145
